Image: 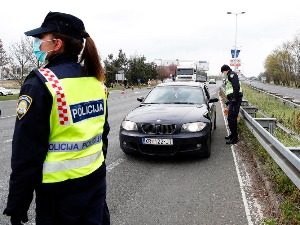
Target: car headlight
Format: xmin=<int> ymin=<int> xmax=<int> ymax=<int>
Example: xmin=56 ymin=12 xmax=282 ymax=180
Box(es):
xmin=121 ymin=121 xmax=138 ymax=131
xmin=181 ymin=122 xmax=206 ymax=132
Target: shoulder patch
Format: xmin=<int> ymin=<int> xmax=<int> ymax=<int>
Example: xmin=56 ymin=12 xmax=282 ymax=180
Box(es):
xmin=16 ymin=95 xmax=32 ymax=120
xmin=230 ymin=74 xmax=234 ymax=78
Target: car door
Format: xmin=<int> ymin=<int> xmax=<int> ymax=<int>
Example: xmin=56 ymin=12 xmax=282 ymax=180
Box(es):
xmin=203 ymin=85 xmax=216 ymax=126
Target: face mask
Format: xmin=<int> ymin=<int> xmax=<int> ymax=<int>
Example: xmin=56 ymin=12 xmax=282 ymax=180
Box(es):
xmin=33 ymin=38 xmax=54 ymax=62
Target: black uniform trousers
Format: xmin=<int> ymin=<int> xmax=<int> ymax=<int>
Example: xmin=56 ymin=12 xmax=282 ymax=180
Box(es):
xmin=227 ymin=96 xmax=242 ymax=138
xmin=35 ymin=164 xmax=110 ymax=225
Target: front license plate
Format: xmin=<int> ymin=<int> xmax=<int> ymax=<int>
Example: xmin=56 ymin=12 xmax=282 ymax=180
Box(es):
xmin=142 ymin=138 xmax=173 ymax=145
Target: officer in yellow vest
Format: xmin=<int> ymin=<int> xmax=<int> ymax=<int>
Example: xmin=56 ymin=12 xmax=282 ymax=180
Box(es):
xmin=221 ymin=64 xmax=243 ymax=145
xmin=3 ymin=12 xmax=110 ymax=225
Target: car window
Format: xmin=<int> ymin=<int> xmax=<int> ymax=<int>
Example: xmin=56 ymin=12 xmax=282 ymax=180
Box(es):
xmin=144 ymin=86 xmax=205 ymax=104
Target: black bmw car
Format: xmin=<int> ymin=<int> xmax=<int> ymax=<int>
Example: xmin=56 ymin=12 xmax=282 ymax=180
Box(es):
xmin=119 ymin=82 xmax=219 ymax=157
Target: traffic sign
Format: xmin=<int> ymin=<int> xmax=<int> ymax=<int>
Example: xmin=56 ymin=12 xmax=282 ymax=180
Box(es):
xmin=230 ymin=59 xmax=241 ymax=67
xmin=231 ymin=49 xmax=240 ymax=58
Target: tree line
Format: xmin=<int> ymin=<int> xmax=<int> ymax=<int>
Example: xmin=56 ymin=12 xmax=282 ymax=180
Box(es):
xmin=262 ymin=32 xmax=300 ymax=88
xmin=0 ymin=37 xmax=175 ymax=87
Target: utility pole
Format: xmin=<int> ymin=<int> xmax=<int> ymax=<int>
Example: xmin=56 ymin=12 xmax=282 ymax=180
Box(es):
xmin=227 ymin=12 xmax=246 ymax=72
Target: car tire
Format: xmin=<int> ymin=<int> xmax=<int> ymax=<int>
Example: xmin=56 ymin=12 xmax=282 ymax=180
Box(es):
xmin=0 ymin=92 xmax=3 ymax=96
xmin=200 ymin=132 xmax=211 ymax=158
xmin=203 ymin=140 xmax=211 ymax=158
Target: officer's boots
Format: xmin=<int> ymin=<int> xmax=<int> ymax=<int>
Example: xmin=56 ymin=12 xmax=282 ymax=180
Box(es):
xmin=225 ymin=134 xmax=233 ymax=140
xmin=226 ymin=135 xmax=238 ymax=145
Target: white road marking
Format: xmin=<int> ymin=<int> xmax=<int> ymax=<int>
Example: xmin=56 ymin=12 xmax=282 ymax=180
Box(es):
xmin=0 ymin=115 xmax=16 ymax=119
xmin=106 ymin=158 xmax=124 ymax=173
xmin=219 ymin=91 xmax=263 ymax=224
xmin=4 ymin=139 xmax=12 ymax=143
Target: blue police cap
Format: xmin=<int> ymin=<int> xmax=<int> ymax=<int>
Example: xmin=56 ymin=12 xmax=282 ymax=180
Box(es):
xmin=24 ymin=11 xmax=85 ymax=41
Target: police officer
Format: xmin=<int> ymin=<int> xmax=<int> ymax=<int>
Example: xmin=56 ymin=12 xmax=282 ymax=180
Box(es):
xmin=3 ymin=12 xmax=110 ymax=225
xmin=221 ymin=64 xmax=243 ymax=145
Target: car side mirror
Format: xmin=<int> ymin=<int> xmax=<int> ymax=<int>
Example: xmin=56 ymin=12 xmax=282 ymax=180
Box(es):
xmin=137 ymin=97 xmax=144 ymax=102
xmin=208 ymin=97 xmax=219 ymax=103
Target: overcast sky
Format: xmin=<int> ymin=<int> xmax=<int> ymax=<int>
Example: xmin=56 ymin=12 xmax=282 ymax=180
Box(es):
xmin=1 ymin=0 xmax=300 ymax=77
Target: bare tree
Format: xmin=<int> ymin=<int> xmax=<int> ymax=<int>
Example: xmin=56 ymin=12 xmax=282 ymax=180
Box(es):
xmin=156 ymin=65 xmax=169 ymax=81
xmin=9 ymin=36 xmax=36 ymax=86
xmin=289 ymin=33 xmax=300 ymax=88
xmin=0 ymin=39 xmax=10 ymax=86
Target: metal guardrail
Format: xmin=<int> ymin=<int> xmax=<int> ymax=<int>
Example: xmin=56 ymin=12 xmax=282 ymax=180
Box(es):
xmin=257 ymin=109 xmax=300 ymax=142
xmin=221 ymin=87 xmax=300 ymax=189
xmin=239 ymin=102 xmax=300 ymax=189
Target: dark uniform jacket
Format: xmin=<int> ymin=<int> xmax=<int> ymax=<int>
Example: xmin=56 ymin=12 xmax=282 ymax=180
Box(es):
xmin=4 ymin=53 xmax=110 ymax=219
xmin=226 ymin=70 xmax=243 ymax=100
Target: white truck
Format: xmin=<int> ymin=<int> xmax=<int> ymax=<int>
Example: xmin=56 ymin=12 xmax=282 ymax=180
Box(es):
xmin=175 ymin=62 xmax=198 ymax=82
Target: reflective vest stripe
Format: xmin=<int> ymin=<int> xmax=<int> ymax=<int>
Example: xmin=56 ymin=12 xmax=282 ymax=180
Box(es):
xmin=39 ymin=68 xmax=70 ymax=126
xmin=225 ymin=79 xmax=233 ymax=95
xmin=43 ymin=151 xmax=101 ymax=173
xmin=48 ymin=133 xmax=102 ymax=152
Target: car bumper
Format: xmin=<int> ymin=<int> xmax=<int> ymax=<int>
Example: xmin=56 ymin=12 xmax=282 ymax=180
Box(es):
xmin=119 ymin=129 xmax=210 ymax=156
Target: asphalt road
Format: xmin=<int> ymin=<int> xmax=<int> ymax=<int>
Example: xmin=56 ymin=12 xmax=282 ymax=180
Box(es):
xmin=0 ymin=82 xmax=263 ymax=225
xmin=243 ymin=80 xmax=300 ymax=100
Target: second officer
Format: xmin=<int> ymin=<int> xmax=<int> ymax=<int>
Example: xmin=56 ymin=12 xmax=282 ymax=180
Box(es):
xmin=221 ymin=64 xmax=243 ymax=145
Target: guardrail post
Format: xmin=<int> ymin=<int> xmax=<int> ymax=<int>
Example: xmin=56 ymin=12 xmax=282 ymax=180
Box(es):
xmin=241 ymin=106 xmax=258 ymax=118
xmin=288 ymin=147 xmax=300 ymax=158
xmin=241 ymin=100 xmax=249 ymax=106
xmin=254 ymin=118 xmax=277 ymax=135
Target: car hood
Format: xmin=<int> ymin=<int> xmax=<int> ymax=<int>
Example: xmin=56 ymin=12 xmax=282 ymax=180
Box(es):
xmin=125 ymin=104 xmax=210 ymax=124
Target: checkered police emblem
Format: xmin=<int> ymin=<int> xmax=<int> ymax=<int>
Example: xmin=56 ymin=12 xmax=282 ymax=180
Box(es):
xmin=17 ymin=95 xmax=32 ymax=120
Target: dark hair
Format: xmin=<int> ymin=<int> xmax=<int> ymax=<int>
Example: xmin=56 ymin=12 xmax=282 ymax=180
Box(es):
xmin=221 ymin=64 xmax=231 ymax=72
xmin=52 ymin=31 xmax=105 ymax=82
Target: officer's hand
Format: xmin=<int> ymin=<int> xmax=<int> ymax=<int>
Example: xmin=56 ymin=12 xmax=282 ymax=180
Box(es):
xmin=231 ymin=98 xmax=236 ymax=105
xmin=10 ymin=214 xmax=28 ymax=225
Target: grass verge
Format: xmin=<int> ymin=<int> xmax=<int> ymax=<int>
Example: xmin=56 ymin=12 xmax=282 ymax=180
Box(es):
xmin=0 ymin=94 xmax=19 ymax=101
xmin=238 ymin=84 xmax=300 ymax=224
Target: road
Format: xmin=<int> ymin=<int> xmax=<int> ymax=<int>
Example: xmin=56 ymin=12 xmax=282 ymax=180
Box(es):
xmin=0 ymin=82 xmax=263 ymax=225
xmin=243 ymin=80 xmax=300 ymax=100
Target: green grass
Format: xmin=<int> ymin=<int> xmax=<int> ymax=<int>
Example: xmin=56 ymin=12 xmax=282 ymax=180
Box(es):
xmin=0 ymin=94 xmax=19 ymax=101
xmin=243 ymin=85 xmax=300 ymax=136
xmin=238 ymin=121 xmax=300 ymax=225
xmin=239 ymin=84 xmax=300 ymax=224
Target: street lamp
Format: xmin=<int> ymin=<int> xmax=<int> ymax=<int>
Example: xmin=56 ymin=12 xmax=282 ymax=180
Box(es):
xmin=227 ymin=11 xmax=245 ymax=72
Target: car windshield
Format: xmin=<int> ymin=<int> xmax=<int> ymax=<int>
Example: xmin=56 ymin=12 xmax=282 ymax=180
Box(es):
xmin=143 ymin=86 xmax=205 ymax=105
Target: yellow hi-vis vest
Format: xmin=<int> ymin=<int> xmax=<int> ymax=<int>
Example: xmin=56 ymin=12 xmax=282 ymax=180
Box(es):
xmin=39 ymin=68 xmax=106 ymax=183
xmin=225 ymin=76 xmax=242 ymax=96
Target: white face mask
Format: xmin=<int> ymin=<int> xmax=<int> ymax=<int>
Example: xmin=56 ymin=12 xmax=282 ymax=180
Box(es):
xmin=33 ymin=38 xmax=55 ymax=62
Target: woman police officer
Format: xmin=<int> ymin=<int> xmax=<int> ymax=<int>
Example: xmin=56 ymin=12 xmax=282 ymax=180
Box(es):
xmin=221 ymin=64 xmax=243 ymax=145
xmin=3 ymin=12 xmax=110 ymax=225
